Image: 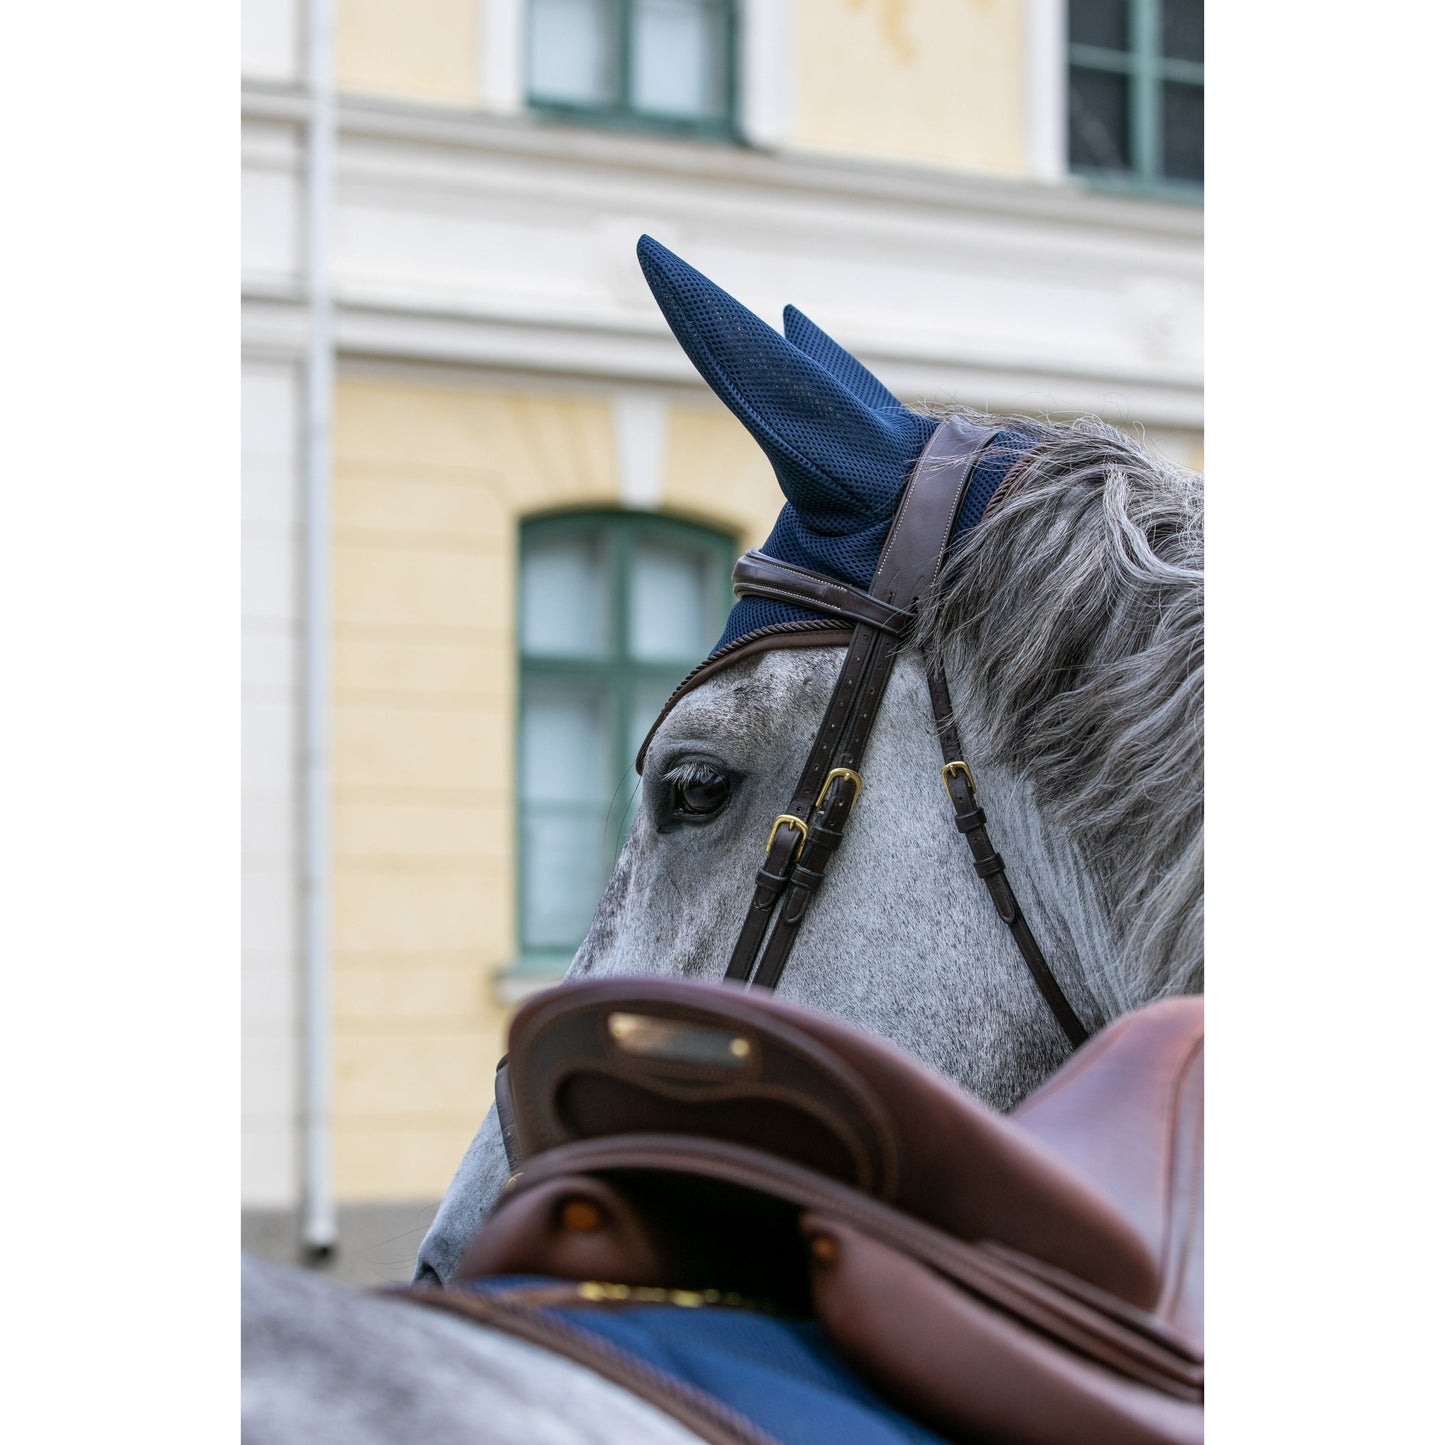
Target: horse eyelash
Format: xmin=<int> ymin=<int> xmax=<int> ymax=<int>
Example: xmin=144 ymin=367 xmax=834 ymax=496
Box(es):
xmin=659 ymin=760 xmax=724 ymax=790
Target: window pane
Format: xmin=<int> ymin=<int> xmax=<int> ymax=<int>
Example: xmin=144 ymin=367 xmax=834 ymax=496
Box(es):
xmin=1069 ymin=67 xmax=1132 ymax=173
xmin=521 ymin=811 xmax=613 ymax=948
xmin=632 ymin=0 xmax=727 ymax=119
xmin=516 ymin=513 xmax=735 ymax=961
xmin=529 ymin=0 xmax=619 ymax=106
xmin=618 ymin=678 xmax=678 ymax=832
xmin=1162 ymin=0 xmax=1204 ymax=62
xmin=521 ymin=532 xmax=610 ymax=657
xmin=1162 ymin=81 xmax=1204 ymax=183
xmin=628 ymin=538 xmax=715 ymax=661
xmin=520 ymin=680 xmax=613 ymax=804
xmin=519 ymin=682 xmax=617 ymax=950
xmin=1068 ymin=0 xmax=1129 ymax=52
xmin=629 ymin=679 xmax=677 ymax=763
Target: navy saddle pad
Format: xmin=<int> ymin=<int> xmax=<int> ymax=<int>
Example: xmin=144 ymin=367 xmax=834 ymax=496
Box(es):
xmin=455 ymin=1275 xmax=951 ymax=1445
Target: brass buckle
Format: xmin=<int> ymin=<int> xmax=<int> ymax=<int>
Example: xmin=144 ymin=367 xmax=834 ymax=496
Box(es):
xmin=814 ymin=767 xmax=864 ymax=812
xmin=766 ymin=814 xmax=809 ymax=862
xmin=941 ymin=760 xmax=976 ymax=793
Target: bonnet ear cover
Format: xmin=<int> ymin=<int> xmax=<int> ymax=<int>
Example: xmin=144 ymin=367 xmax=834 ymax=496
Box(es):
xmin=636 ymin=236 xmax=1039 ymax=656
xmin=637 ymin=236 xmax=937 ymax=652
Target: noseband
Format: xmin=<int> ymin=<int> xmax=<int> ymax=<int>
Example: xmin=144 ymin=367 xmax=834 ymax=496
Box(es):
xmin=685 ymin=420 xmax=1090 ymax=1048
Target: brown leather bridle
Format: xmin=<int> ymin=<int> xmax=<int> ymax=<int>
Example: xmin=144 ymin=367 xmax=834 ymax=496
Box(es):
xmin=492 ymin=422 xmax=1088 ymax=1174
xmin=656 ymin=418 xmax=1090 ymax=1048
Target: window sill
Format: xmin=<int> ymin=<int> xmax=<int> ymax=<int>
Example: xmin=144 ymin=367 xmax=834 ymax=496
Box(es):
xmin=1070 ymin=170 xmax=1204 ymax=207
xmin=527 ymin=101 xmax=741 ymax=146
xmin=496 ymin=954 xmax=574 ymax=1005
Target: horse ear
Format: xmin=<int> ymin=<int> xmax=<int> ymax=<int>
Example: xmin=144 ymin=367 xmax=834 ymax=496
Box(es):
xmin=782 ymin=304 xmax=902 ymax=413
xmin=637 ymin=236 xmax=936 ymax=523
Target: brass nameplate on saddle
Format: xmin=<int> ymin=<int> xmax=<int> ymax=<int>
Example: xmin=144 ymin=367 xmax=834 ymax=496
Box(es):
xmin=607 ymin=1012 xmax=752 ymax=1068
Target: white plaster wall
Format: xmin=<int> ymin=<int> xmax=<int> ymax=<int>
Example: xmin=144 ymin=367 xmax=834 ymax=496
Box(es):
xmin=242 ymin=116 xmax=304 ymax=291
xmin=241 ymin=359 xmax=303 ymax=1208
xmin=739 ymin=0 xmax=796 ymax=150
xmin=315 ymin=100 xmax=1199 ymax=429
xmin=479 ymin=0 xmax=525 ymax=113
xmin=242 ymin=0 xmax=303 ymax=83
xmin=242 ymin=86 xmax=1202 ymax=430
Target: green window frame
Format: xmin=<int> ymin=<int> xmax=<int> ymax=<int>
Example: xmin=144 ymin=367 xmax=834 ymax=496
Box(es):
xmin=525 ymin=0 xmax=739 ymax=140
xmin=1068 ymin=0 xmax=1204 ymax=202
xmin=514 ymin=510 xmax=737 ymax=976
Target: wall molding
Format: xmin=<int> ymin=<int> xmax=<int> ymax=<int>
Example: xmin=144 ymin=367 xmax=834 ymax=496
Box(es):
xmin=244 ymin=84 xmax=1200 ymax=237
xmin=478 ymin=0 xmax=524 ymax=114
xmin=738 ymin=0 xmax=795 ymax=151
xmin=242 ymin=83 xmax=1202 ymax=429
xmin=1027 ymin=0 xmax=1068 ymax=182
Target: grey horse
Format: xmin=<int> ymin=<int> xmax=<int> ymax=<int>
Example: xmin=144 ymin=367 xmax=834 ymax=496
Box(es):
xmin=244 ymin=245 xmax=1202 ymax=1444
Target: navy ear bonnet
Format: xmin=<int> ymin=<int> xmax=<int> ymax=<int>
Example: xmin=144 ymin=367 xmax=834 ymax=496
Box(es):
xmin=637 ymin=238 xmax=1040 ymax=656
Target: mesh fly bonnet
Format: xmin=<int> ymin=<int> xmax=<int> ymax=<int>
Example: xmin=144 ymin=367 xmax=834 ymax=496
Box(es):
xmin=633 ymin=235 xmax=1041 ymax=744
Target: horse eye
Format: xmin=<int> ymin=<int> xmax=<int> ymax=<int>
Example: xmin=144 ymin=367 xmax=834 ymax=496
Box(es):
xmin=673 ymin=768 xmax=731 ymax=817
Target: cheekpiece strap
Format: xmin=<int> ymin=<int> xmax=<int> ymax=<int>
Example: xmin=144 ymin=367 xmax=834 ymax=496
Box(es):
xmin=725 ymin=420 xmax=1002 ymax=990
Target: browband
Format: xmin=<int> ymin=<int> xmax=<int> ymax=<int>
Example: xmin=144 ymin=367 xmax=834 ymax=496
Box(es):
xmin=731 ymin=552 xmax=913 ymax=636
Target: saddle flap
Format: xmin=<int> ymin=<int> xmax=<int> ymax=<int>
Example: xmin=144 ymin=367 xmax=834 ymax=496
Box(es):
xmin=1009 ymin=998 xmax=1204 ymax=1348
xmin=504 ymin=979 xmax=1163 ymax=1309
xmin=803 ymin=1218 xmax=1203 ymax=1445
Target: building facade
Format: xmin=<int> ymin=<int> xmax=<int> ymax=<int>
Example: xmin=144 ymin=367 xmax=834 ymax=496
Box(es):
xmin=241 ymin=0 xmax=1203 ymax=1281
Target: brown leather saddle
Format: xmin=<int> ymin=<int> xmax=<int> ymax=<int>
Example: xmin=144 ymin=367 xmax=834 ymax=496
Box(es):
xmin=429 ymin=979 xmax=1202 ymax=1445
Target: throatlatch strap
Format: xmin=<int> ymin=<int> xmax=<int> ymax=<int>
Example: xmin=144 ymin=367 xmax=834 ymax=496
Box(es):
xmin=925 ymin=666 xmax=1090 ymax=1049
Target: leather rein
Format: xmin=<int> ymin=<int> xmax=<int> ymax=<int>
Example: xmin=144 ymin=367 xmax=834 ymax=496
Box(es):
xmin=708 ymin=420 xmax=1090 ymax=1048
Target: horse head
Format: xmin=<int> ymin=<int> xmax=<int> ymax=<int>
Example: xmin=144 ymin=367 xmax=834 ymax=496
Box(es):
xmin=415 ymin=238 xmax=1202 ymax=1284
xmin=572 ymin=237 xmax=1202 ymax=1084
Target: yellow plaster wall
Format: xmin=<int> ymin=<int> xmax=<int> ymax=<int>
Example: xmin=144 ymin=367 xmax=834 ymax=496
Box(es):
xmin=334 ymin=0 xmax=1033 ymax=176
xmin=329 ymin=378 xmax=783 ymax=1201
xmin=337 ymin=0 xmax=480 ymax=106
xmin=793 ymin=0 xmax=1031 ymax=177
xmin=331 ymin=376 xmax=620 ymax=1200
xmin=660 ymin=404 xmax=781 ymax=549
xmin=326 ymin=378 xmax=1191 ymax=1204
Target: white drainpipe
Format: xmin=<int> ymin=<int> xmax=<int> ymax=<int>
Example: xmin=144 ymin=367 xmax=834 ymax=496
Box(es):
xmin=301 ymin=0 xmax=338 ymax=1259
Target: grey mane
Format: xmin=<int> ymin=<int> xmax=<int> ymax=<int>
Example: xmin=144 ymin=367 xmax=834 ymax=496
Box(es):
xmin=916 ymin=413 xmax=1204 ymax=1006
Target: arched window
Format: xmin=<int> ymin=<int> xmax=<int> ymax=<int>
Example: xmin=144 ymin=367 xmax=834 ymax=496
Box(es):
xmin=517 ymin=511 xmax=736 ymax=972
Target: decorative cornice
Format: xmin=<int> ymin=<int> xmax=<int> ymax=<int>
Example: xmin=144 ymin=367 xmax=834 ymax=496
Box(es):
xmin=241 ymin=81 xmax=1201 ymax=430
xmin=241 ymin=82 xmax=1202 ymax=241
xmin=242 ymin=288 xmax=1202 ymax=428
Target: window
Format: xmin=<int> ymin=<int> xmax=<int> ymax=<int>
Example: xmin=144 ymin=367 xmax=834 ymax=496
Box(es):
xmin=526 ymin=0 xmax=736 ymax=136
xmin=516 ymin=512 xmax=736 ymax=970
xmin=1068 ymin=0 xmax=1203 ymax=198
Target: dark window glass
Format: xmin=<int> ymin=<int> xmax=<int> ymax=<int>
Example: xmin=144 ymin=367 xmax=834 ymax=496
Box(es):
xmin=1069 ymin=67 xmax=1132 ymax=174
xmin=1068 ymin=0 xmax=1202 ymax=195
xmin=1162 ymin=82 xmax=1204 ymax=182
xmin=1162 ymin=0 xmax=1204 ymax=63
xmin=1069 ymin=0 xmax=1130 ymax=52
